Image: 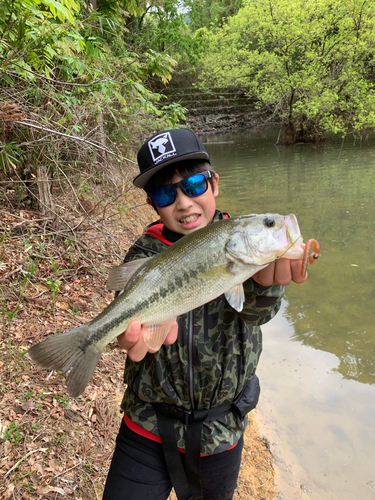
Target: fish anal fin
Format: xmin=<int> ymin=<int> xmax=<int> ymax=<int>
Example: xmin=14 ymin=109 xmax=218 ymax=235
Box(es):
xmin=225 ymin=284 xmax=245 ymax=312
xmin=143 ymin=321 xmax=173 ymax=352
xmin=106 ymin=258 xmax=150 ymax=291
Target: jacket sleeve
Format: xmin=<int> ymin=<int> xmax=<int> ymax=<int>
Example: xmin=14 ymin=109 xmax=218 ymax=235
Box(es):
xmin=237 ymin=278 xmax=285 ymax=326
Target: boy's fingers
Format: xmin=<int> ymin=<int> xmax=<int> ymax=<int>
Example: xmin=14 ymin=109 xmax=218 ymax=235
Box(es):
xmin=163 ymin=319 xmax=179 ymax=345
xmin=117 ymin=320 xmax=142 ymax=350
xmin=252 ymin=262 xmax=276 ymax=286
xmin=126 ymin=332 xmax=149 ymax=362
xmin=118 ymin=319 xmax=179 ymax=361
xmin=274 ymin=258 xmax=293 ymax=286
xmin=253 ymin=259 xmax=308 ymax=286
xmin=122 ymin=321 xmax=149 ymax=361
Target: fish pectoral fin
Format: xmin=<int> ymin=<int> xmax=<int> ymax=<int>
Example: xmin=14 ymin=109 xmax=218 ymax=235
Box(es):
xmin=106 ymin=258 xmax=151 ymax=291
xmin=143 ymin=320 xmax=173 ymax=352
xmin=225 ymin=284 xmax=245 ymax=312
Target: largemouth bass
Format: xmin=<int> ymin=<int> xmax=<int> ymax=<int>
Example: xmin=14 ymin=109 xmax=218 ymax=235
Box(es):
xmin=28 ymin=213 xmax=307 ymax=397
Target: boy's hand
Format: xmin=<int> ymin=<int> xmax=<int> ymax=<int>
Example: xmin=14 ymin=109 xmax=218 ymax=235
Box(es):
xmin=252 ymin=258 xmax=307 ymax=287
xmin=117 ymin=320 xmax=178 ymax=362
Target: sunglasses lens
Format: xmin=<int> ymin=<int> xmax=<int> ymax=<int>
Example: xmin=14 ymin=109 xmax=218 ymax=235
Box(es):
xmin=181 ymin=174 xmax=208 ymax=197
xmin=151 ymin=173 xmax=210 ymax=207
xmin=152 ymin=185 xmax=176 ymax=207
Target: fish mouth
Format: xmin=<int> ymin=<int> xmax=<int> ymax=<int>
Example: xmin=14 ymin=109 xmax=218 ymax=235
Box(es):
xmin=279 ymin=237 xmax=304 ymax=260
xmin=285 ymin=214 xmax=302 ymax=242
xmin=277 ymin=214 xmax=304 ymax=259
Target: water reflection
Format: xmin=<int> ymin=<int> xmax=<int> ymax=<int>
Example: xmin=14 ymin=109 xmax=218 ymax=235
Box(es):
xmin=203 ymin=129 xmax=375 ymax=385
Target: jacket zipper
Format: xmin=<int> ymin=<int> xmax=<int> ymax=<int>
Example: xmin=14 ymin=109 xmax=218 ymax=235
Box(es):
xmin=188 ymin=310 xmax=196 ymax=410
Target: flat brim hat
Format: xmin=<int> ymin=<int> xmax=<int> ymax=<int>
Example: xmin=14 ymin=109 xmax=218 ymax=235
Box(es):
xmin=133 ymin=128 xmax=210 ymax=189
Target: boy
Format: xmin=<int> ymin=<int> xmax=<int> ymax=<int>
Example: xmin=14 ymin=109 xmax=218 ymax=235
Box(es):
xmin=103 ymin=128 xmax=307 ymax=500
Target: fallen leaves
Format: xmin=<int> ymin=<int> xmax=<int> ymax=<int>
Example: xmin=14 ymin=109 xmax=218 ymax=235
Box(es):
xmin=0 ymin=203 xmax=276 ymax=500
xmin=37 ymin=485 xmax=66 ymax=496
xmin=0 ymin=207 xmax=134 ymax=499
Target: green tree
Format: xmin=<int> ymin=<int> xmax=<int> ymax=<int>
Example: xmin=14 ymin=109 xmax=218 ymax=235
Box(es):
xmin=186 ymin=0 xmax=244 ymax=31
xmin=197 ymin=0 xmax=375 ymax=142
xmin=120 ymin=0 xmax=204 ymax=88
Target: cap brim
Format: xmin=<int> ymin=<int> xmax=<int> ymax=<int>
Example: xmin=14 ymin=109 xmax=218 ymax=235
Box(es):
xmin=133 ymin=152 xmax=210 ymax=188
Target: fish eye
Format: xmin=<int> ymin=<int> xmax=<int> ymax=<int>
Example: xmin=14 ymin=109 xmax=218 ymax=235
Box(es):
xmin=264 ymin=216 xmax=275 ymax=227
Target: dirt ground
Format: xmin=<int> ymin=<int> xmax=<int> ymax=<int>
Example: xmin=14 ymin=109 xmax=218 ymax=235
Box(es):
xmin=0 ymin=201 xmax=276 ymax=500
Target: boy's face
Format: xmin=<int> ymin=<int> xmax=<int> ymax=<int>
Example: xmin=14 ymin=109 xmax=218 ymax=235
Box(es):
xmin=153 ymin=172 xmax=220 ymax=235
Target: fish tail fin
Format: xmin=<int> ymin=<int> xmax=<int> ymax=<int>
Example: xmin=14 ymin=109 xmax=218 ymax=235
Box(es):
xmin=28 ymin=324 xmax=102 ymax=398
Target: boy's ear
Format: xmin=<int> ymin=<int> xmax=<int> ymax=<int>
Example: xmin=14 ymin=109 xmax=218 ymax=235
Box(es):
xmin=147 ymin=197 xmax=159 ymax=214
xmin=213 ymin=173 xmax=219 ymax=197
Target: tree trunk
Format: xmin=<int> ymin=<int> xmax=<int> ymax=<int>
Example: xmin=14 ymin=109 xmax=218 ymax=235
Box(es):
xmin=37 ymin=165 xmax=57 ymax=224
xmin=98 ymin=110 xmax=108 ymax=164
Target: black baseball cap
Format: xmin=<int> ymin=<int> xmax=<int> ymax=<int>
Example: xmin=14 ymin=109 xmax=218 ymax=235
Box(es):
xmin=133 ymin=128 xmax=210 ymax=188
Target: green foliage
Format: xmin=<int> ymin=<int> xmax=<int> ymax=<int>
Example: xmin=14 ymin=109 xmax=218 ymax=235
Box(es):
xmin=0 ymin=0 xmax=84 ymax=80
xmin=69 ymin=301 xmax=80 ymax=317
xmin=0 ymin=142 xmax=26 ymax=175
xmin=22 ymin=389 xmax=35 ymax=401
xmin=46 ymin=278 xmax=62 ymax=307
xmin=3 ymin=421 xmax=24 ymax=446
xmin=0 ymin=0 xmax=188 ymax=208
xmin=54 ymin=433 xmax=65 ymax=445
xmin=0 ymin=0 xmax=189 ymax=106
xmin=30 ymin=421 xmax=42 ymax=432
xmin=160 ymin=102 xmax=187 ymax=127
xmin=2 ymin=304 xmax=20 ymax=324
xmin=54 ymin=392 xmax=69 ymax=406
xmin=186 ymin=0 xmax=244 ymax=30
xmin=48 ymin=253 xmax=72 ymax=274
xmin=197 ymin=0 xmax=375 ymax=140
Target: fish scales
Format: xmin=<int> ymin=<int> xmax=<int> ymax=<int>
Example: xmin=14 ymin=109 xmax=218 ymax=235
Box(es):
xmin=28 ymin=213 xmax=305 ymax=397
xmin=91 ymin=223 xmax=228 ymax=342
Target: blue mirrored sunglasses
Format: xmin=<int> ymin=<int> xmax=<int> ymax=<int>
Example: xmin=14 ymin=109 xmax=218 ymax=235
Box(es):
xmin=151 ymin=171 xmax=214 ymax=208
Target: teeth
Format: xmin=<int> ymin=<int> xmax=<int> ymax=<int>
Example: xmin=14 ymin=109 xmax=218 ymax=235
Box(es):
xmin=180 ymin=215 xmax=199 ymax=224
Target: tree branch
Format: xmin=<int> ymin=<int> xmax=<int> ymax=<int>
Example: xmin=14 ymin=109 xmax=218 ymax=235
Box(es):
xmin=13 ymin=119 xmax=136 ymax=163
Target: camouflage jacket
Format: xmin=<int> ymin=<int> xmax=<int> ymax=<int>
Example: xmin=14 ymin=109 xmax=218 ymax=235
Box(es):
xmin=120 ymin=210 xmax=285 ymax=455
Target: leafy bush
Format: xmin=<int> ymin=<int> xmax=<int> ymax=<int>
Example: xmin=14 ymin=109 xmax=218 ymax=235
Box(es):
xmin=0 ymin=0 xmax=187 ymax=223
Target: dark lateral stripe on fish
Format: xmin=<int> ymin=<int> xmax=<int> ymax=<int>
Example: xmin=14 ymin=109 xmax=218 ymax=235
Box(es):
xmin=93 ymin=262 xmax=208 ymax=343
xmin=80 ymin=273 xmax=195 ymax=348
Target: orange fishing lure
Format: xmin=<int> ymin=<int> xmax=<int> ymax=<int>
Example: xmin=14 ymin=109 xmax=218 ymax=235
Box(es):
xmin=301 ymin=239 xmax=320 ymax=277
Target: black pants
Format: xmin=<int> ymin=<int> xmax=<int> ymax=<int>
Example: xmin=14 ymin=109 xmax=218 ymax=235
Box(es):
xmin=102 ymin=419 xmax=244 ymax=500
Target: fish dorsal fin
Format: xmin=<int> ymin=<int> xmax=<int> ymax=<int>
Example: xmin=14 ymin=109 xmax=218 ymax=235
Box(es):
xmin=225 ymin=284 xmax=245 ymax=312
xmin=143 ymin=320 xmax=173 ymax=352
xmin=106 ymin=258 xmax=150 ymax=291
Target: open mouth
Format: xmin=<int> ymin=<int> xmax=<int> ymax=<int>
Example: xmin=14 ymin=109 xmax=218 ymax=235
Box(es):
xmin=180 ymin=214 xmax=199 ymax=224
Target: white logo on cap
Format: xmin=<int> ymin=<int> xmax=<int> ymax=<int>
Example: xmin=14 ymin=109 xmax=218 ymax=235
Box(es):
xmin=148 ymin=132 xmax=176 ymax=164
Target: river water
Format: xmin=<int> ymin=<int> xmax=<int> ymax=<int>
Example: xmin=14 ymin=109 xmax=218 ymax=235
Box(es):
xmin=201 ymin=129 xmax=375 ymax=500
